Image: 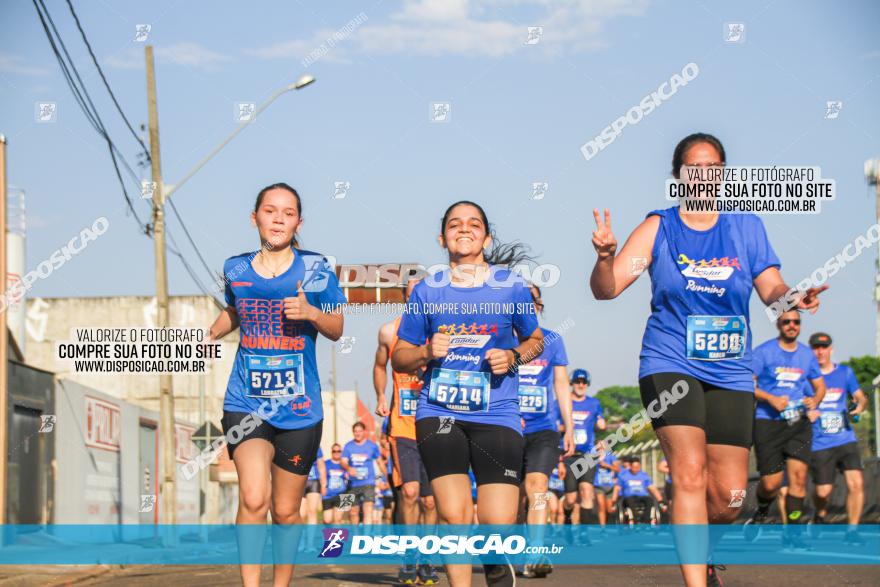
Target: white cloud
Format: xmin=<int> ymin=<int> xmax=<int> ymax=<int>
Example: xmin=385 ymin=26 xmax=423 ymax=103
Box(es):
xmin=247 ymin=0 xmax=648 ymax=61
xmin=244 ymin=33 xmax=352 ymax=63
xmin=105 ymin=43 xmax=232 ymax=71
xmin=357 ymin=20 xmax=523 ymax=58
xmin=0 ymin=54 xmax=50 ymax=76
xmin=393 ymin=0 xmax=471 ymax=22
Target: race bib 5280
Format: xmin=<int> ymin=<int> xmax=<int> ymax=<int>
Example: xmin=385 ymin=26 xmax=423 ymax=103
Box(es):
xmin=686 ymin=315 xmax=746 ymax=361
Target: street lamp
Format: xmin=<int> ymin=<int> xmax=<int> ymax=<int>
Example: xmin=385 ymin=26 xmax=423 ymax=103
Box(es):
xmin=165 ymin=74 xmax=316 ymax=200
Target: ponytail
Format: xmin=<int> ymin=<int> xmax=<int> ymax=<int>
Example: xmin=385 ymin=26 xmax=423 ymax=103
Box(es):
xmin=440 ymin=200 xmax=536 ymax=267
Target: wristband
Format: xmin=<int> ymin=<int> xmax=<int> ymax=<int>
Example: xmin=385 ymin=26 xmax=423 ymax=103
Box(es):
xmin=510 ymin=348 xmax=522 ymax=371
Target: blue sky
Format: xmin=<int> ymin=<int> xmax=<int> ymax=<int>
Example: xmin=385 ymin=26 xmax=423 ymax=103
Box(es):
xmin=2 ymin=0 xmax=879 ymax=404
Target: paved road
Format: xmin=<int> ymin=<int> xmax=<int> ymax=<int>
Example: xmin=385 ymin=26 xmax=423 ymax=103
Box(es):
xmin=1 ymin=564 xmax=877 ymax=587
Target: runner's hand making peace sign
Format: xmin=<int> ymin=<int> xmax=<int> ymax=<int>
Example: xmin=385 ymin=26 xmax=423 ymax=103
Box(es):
xmin=592 ymin=208 xmax=618 ymax=259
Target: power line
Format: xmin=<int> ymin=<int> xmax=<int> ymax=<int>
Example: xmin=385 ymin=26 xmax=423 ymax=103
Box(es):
xmin=167 ymin=198 xmax=219 ymax=285
xmin=62 ymin=1 xmax=223 ymax=298
xmin=64 ymin=0 xmax=151 ymax=160
xmin=32 ymin=0 xmax=148 ymax=231
xmin=167 ymin=229 xmax=225 ymax=309
xmin=34 ymin=0 xmax=224 ymax=304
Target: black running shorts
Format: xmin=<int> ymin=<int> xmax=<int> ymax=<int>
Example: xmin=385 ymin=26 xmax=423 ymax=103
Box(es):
xmin=416 ymin=417 xmax=524 ymax=486
xmin=639 ymin=372 xmax=754 ymax=448
xmin=221 ymin=412 xmax=322 ymax=476
xmin=810 ymin=441 xmax=862 ymax=485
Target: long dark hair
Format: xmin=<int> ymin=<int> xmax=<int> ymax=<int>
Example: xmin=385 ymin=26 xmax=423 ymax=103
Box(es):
xmin=671 ymin=133 xmax=726 ymax=178
xmin=440 ymin=200 xmax=535 ymax=267
xmin=254 ymin=182 xmax=302 ymax=248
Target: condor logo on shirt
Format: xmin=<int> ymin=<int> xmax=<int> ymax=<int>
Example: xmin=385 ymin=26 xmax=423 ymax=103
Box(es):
xmin=448 ymin=335 xmax=490 ymax=349
xmin=819 ymin=389 xmax=843 ymax=409
xmin=520 ymin=359 xmax=547 ymax=376
xmin=440 ymin=323 xmax=497 ymax=349
xmin=677 ymin=254 xmax=741 ymax=281
xmin=774 ymin=367 xmax=803 ymax=387
xmin=775 ymin=367 xmax=803 ymax=380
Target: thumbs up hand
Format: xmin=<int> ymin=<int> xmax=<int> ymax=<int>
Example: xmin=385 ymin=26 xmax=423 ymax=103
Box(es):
xmin=284 ymin=280 xmax=317 ymax=322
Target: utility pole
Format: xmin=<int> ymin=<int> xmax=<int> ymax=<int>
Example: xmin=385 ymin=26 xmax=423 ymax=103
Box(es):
xmin=0 ymin=134 xmax=8 ymax=525
xmin=866 ymin=157 xmax=880 ymax=457
xmin=146 ymin=46 xmax=176 ymax=524
xmin=874 ymin=164 xmax=880 ymax=458
xmin=332 ymin=348 xmax=338 ymax=444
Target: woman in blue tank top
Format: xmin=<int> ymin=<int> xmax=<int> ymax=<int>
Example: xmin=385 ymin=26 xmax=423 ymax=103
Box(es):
xmin=589 ymin=134 xmax=825 ymax=586
xmin=208 ymin=183 xmax=345 ymax=586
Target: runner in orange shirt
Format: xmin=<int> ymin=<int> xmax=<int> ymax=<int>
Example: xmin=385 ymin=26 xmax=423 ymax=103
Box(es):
xmin=374 ymin=277 xmax=439 ymax=585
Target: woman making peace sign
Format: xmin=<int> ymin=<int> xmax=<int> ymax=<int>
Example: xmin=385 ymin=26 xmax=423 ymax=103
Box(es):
xmin=589 ymin=133 xmax=826 ymax=587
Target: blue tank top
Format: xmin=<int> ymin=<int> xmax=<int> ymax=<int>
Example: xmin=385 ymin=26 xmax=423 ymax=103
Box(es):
xmin=222 ymin=249 xmax=346 ymax=429
xmin=639 ymin=207 xmax=780 ymax=392
xmin=520 ymin=328 xmax=569 ymax=435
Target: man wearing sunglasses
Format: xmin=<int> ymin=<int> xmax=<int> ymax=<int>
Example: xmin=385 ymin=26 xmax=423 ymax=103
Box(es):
xmin=745 ymin=310 xmax=826 ymax=547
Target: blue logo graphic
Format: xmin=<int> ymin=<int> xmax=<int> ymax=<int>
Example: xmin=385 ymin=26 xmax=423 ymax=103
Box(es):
xmin=319 ymin=528 xmax=349 ymax=558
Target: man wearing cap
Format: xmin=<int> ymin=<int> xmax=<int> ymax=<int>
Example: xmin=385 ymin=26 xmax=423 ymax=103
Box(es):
xmin=809 ymin=332 xmax=867 ymax=545
xmin=745 ymin=310 xmax=826 ymax=548
xmin=562 ymin=368 xmax=606 ymax=537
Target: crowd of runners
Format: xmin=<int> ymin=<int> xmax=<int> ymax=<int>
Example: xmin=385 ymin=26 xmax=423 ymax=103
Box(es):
xmin=206 ymin=133 xmax=869 ymax=587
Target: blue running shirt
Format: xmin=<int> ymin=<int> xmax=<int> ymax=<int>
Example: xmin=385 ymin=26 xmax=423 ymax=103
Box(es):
xmin=342 ymin=439 xmax=380 ymax=488
xmin=639 ymin=207 xmax=780 ymax=392
xmin=617 ymin=469 xmax=653 ymax=498
xmin=595 ymin=452 xmax=618 ymax=488
xmin=752 ymin=339 xmax=822 ymax=421
xmin=222 ymin=249 xmax=346 ymax=429
xmin=812 ymin=364 xmax=860 ymax=451
xmin=571 ymin=396 xmax=603 ymax=453
xmin=520 ymin=328 xmax=569 ymax=435
xmin=324 ymin=459 xmax=348 ymax=498
xmin=396 ymin=267 xmax=540 ymax=432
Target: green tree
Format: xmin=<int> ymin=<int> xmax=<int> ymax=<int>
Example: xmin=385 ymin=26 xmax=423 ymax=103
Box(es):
xmin=595 ymin=385 xmax=657 ymax=447
xmin=841 ymin=355 xmax=879 ymax=456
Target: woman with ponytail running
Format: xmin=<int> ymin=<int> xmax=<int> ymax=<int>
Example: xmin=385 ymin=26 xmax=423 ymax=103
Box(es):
xmin=393 ymin=201 xmax=544 ymax=587
xmin=208 ymin=183 xmax=346 ymax=587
